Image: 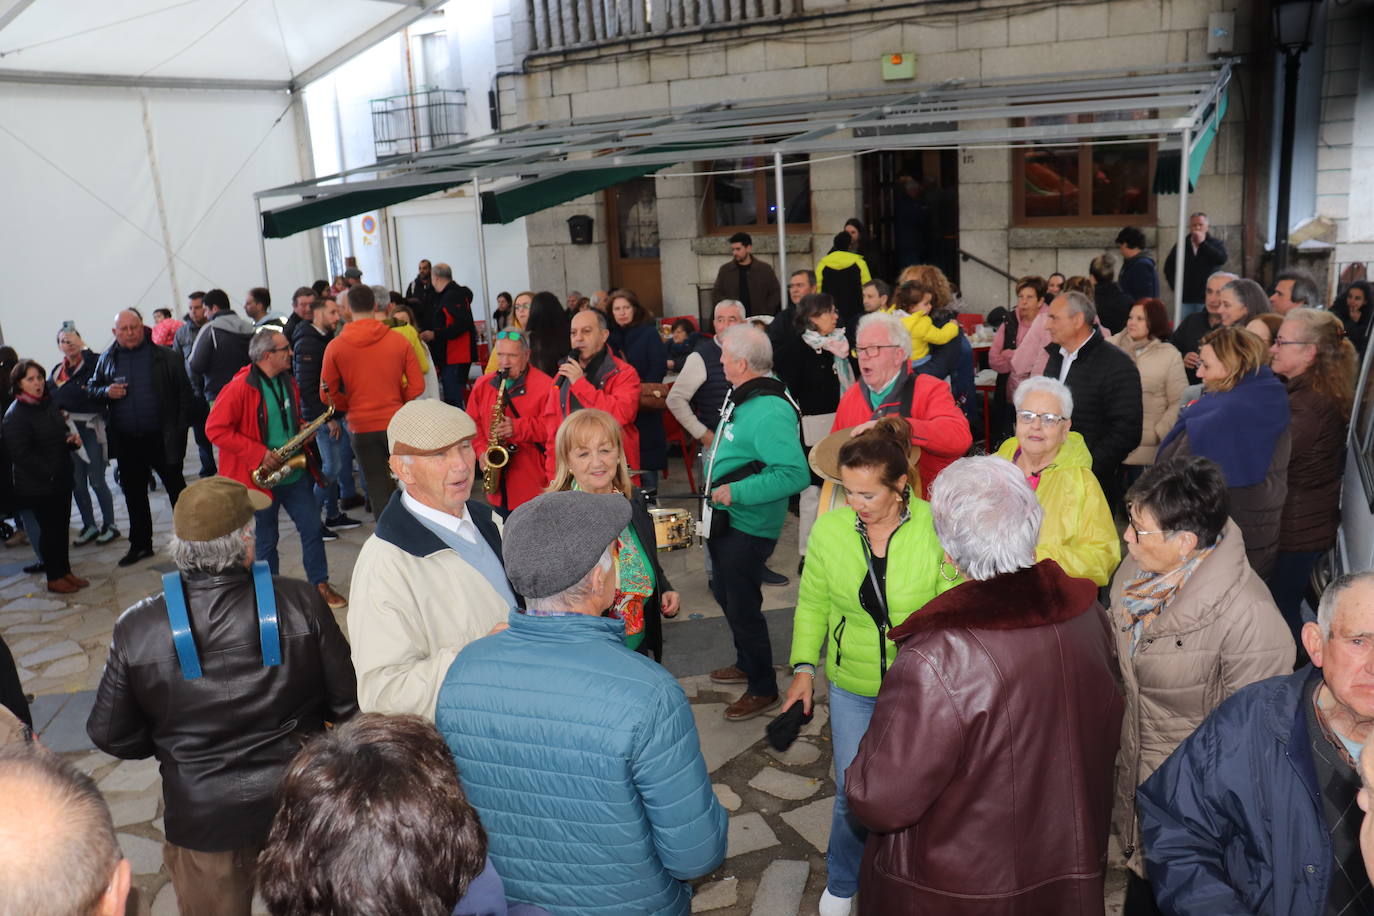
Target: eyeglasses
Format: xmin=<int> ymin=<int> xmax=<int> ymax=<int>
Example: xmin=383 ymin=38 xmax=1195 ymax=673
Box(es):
xmin=1015 ymin=409 xmax=1068 ymax=426
xmin=494 ymin=330 xmax=525 ymax=342
xmin=855 ymin=345 xmax=902 ymax=357
xmin=1272 ymin=337 xmax=1313 ymax=347
xmin=1127 ymin=520 xmax=1171 ymax=540
xmin=268 ymin=344 xmax=291 ymax=354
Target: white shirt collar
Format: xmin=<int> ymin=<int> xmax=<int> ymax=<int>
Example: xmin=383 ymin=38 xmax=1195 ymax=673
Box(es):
xmin=401 ymin=491 xmax=477 ymax=543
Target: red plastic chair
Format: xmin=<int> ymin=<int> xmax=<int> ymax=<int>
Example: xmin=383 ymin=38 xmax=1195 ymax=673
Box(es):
xmin=659 ymin=384 xmax=697 ymax=493
xmin=957 ymin=313 xmax=983 ymax=336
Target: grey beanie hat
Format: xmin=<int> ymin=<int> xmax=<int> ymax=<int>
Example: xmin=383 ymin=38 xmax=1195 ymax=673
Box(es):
xmin=503 ymin=490 xmax=632 ymax=599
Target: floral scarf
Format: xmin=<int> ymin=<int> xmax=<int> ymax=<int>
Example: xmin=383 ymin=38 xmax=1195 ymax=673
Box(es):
xmin=1119 ymin=534 xmax=1221 ymax=653
xmin=611 ymin=524 xmax=654 ymax=650
xmin=802 ymin=327 xmax=855 ymax=394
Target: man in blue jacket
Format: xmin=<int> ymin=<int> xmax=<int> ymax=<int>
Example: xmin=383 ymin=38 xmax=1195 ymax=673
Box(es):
xmin=436 ymin=490 xmax=727 ymax=916
xmin=1138 ymin=570 xmax=1374 ymax=915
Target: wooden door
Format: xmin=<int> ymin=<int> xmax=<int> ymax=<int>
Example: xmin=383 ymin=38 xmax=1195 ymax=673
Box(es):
xmin=605 ymin=176 xmax=663 ymax=315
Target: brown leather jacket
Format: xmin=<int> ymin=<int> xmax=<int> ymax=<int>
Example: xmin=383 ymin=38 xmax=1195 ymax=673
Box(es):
xmin=845 ymin=560 xmax=1123 ymax=915
xmin=1108 ymin=519 xmax=1293 ymax=878
xmin=1280 ymin=373 xmax=1347 ymax=552
xmin=86 ymin=567 xmax=358 ymax=852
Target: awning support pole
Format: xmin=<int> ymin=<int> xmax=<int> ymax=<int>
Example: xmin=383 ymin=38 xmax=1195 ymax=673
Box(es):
xmin=256 ymin=198 xmax=270 ymax=287
xmin=774 ymin=151 xmax=787 ymax=289
xmin=472 ymin=174 xmax=492 ymax=327
xmin=1173 ymin=127 xmax=1191 ymax=328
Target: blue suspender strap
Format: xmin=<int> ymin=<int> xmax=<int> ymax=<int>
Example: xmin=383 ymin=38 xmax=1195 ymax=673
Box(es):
xmin=161 ymin=572 xmax=202 ymax=680
xmin=253 ymin=561 xmax=282 ymax=667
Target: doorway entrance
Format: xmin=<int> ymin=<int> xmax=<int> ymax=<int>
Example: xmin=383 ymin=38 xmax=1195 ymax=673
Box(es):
xmin=860 ymin=149 xmax=960 ymax=287
xmin=604 ymin=176 xmax=663 ymax=315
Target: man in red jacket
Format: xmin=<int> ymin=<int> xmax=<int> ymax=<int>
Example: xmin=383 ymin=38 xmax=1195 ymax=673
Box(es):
xmin=206 ymin=331 xmax=347 ymax=609
xmin=467 ymin=328 xmax=554 ymax=511
xmin=542 ymin=309 xmax=641 ymax=476
xmin=321 ymin=284 xmax=424 ymax=519
xmin=832 ymin=312 xmax=971 ymax=499
xmin=431 ymin=263 xmax=477 ymax=408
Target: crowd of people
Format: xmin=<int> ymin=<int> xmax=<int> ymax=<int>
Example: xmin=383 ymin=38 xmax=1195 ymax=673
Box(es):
xmin=2 ymin=215 xmax=1374 ymax=916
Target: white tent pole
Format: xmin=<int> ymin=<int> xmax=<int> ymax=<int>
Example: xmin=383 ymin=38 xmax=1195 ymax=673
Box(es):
xmin=140 ymin=93 xmax=181 ymax=309
xmin=472 ymin=175 xmax=492 ymax=327
xmin=1173 ymin=127 xmax=1191 ymax=328
xmin=256 ymin=198 xmax=270 ymax=287
xmin=774 ymin=151 xmax=786 ymax=289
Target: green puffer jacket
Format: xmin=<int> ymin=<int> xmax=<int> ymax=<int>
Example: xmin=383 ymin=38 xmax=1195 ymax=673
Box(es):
xmin=790 ymin=499 xmax=955 ymax=698
xmin=706 ymin=383 xmax=810 ymax=540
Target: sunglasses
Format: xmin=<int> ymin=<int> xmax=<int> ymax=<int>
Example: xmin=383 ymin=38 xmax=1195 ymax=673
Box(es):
xmin=494 ymin=330 xmax=525 ymax=342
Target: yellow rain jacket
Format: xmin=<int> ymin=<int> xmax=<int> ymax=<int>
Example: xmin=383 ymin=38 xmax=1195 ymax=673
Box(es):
xmin=901 ymin=310 xmax=960 ymax=361
xmin=996 ymin=431 xmax=1120 ymax=586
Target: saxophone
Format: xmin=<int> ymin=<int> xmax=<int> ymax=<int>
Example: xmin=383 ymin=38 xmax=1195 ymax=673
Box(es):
xmin=482 ymin=370 xmax=514 ymax=495
xmin=252 ymin=383 xmax=335 ymax=489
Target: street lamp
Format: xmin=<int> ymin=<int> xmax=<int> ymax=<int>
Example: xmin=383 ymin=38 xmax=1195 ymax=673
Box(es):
xmin=1273 ymin=0 xmax=1322 ymax=273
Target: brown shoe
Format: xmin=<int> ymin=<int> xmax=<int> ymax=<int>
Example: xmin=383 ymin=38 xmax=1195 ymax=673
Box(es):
xmin=63 ymin=573 xmax=89 ymax=589
xmin=710 ymin=666 xmax=748 ymax=685
xmin=317 ymin=582 xmax=347 ymax=610
xmin=724 ymin=693 xmax=780 ymax=722
xmin=47 ymin=577 xmax=79 ymax=594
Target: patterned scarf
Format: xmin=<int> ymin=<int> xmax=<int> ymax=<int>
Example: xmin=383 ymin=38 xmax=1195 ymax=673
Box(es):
xmin=802 ymin=327 xmax=855 ymax=394
xmin=1119 ymin=534 xmax=1221 ymax=653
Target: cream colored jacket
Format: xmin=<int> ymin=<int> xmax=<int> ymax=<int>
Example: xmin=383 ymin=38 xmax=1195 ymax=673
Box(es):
xmin=349 ymin=497 xmax=511 ymax=719
xmin=1108 ymin=331 xmax=1189 ymax=466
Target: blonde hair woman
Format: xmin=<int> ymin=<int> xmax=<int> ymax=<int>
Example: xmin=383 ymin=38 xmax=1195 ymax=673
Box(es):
xmin=485 ymin=291 xmax=533 ymax=374
xmin=550 ymin=409 xmax=679 ymax=659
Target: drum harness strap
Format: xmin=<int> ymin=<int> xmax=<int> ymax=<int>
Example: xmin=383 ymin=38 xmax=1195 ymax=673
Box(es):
xmin=163 ymin=561 xmax=281 ymax=680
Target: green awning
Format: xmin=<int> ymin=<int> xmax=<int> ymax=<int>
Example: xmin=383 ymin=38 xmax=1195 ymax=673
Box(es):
xmin=261 ymin=180 xmax=463 ymax=238
xmin=1154 ymin=89 xmax=1228 ymax=195
xmin=480 ymin=159 xmax=668 ymax=224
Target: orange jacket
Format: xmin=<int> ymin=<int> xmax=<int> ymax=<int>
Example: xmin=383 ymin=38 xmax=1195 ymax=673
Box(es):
xmin=321 ymin=319 xmax=423 ymax=433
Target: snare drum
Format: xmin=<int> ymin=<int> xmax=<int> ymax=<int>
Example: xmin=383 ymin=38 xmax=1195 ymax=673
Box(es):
xmin=649 ymin=508 xmax=694 ymax=551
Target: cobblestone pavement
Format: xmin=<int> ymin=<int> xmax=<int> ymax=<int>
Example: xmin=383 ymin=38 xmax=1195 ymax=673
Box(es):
xmin=5 ymin=457 xmax=1127 ymax=914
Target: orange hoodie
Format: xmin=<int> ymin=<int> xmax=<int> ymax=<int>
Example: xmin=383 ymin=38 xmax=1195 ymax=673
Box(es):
xmin=321 ymin=319 xmax=423 ymax=433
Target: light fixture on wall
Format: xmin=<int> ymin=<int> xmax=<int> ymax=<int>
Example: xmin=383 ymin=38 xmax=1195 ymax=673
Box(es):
xmin=1272 ymin=0 xmax=1322 ymax=272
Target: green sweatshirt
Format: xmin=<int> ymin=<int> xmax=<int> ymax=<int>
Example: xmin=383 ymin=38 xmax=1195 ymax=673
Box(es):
xmin=706 ymin=390 xmax=809 ymax=540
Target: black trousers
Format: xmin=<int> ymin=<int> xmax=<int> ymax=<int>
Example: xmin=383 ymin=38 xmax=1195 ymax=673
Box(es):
xmin=350 ymin=430 xmax=394 ymax=520
xmin=1123 ymin=871 xmax=1164 ymax=916
xmin=707 ymin=527 xmax=778 ymax=698
xmin=113 ymin=431 xmax=186 ymax=551
xmin=30 ymin=489 xmax=73 ymax=581
xmin=190 ymin=398 xmax=216 ymax=476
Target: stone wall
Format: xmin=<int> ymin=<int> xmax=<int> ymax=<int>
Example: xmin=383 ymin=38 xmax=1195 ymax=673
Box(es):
xmin=506 ymin=0 xmax=1256 ymax=316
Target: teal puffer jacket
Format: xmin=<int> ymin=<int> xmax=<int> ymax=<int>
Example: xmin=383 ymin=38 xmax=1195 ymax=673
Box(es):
xmin=436 ymin=612 xmax=727 ymax=915
xmin=791 ymin=499 xmax=954 ymax=698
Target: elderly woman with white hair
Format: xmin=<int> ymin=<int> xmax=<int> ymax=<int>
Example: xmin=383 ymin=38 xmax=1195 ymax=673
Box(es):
xmin=994 ymin=376 xmax=1119 ymax=586
xmin=845 ymin=455 xmax=1123 ymax=915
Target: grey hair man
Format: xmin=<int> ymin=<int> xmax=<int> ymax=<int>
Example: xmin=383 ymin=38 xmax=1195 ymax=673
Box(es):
xmin=1174 ymin=269 xmax=1240 ymax=382
xmin=436 ymin=490 xmax=728 ymax=914
xmin=1042 ymin=290 xmax=1142 ymax=501
xmin=846 ymin=455 xmax=1121 ymax=913
xmin=1272 ymin=267 xmax=1322 ymax=315
xmin=704 ymin=325 xmax=810 ymax=721
xmin=86 ymin=475 xmax=358 ymax=914
xmin=1140 ymin=570 xmax=1374 ymax=914
xmin=348 ymin=399 xmax=516 ymax=718
xmin=1164 ymin=211 xmax=1229 ymax=314
xmin=666 ymin=300 xmax=747 ymax=447
xmin=465 ymin=327 xmax=556 ymax=511
xmin=0 ymin=744 xmax=132 ymax=916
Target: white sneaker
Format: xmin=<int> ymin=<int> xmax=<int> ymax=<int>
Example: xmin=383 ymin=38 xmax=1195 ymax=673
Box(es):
xmin=819 ymin=888 xmax=852 ymax=916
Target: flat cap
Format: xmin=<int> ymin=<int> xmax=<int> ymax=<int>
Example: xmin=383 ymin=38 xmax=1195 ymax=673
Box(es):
xmin=387 ymin=399 xmax=477 ymax=456
xmin=173 ymin=476 xmax=270 ymax=541
xmin=503 ymin=491 xmax=631 ymax=599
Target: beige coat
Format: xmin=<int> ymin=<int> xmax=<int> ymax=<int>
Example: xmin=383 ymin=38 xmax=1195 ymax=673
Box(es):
xmin=1108 ymin=331 xmax=1188 ymax=465
xmin=349 ymin=510 xmax=510 ymax=720
xmin=1107 ymin=519 xmax=1293 ymax=878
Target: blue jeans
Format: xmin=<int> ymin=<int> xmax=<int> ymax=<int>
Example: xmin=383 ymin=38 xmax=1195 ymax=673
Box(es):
xmin=314 ymin=422 xmax=345 ymax=520
xmin=827 ymin=682 xmax=877 ymax=899
xmin=71 ymin=422 xmax=114 ymax=530
xmin=441 ymin=363 xmax=470 ymax=408
xmin=337 ymin=417 xmax=361 ymax=500
xmin=1269 ymin=549 xmax=1323 ymax=646
xmin=19 ymin=508 xmax=42 ymax=563
xmin=254 ymin=474 xmax=328 ymax=586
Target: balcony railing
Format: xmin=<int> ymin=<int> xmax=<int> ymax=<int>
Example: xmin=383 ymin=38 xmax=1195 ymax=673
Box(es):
xmin=526 ymin=0 xmax=798 ymax=52
xmin=370 ymin=88 xmax=467 ymax=160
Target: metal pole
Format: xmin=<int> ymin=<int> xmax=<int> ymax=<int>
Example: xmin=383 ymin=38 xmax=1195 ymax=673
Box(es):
xmin=472 ymin=175 xmax=492 ymax=326
xmin=256 ymin=198 xmax=270 ymax=287
xmin=1173 ymin=127 xmax=1191 ymax=328
xmin=774 ymin=151 xmax=787 ymax=290
xmin=1274 ymin=49 xmax=1302 ymax=274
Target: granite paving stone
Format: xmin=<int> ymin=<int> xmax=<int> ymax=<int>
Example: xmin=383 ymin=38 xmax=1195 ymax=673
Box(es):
xmin=713 ymin=783 xmax=742 ymax=812
xmin=44 ymin=652 xmax=91 ymax=678
xmin=108 ymin=793 xmax=160 ymax=827
xmin=779 ymin=796 xmax=834 ymax=854
xmin=2 ymin=623 xmax=63 ymax=634
xmin=20 ymin=639 xmax=83 ymax=667
xmin=117 ymin=832 xmax=166 ymax=876
xmin=8 ymin=635 xmax=51 ymax=656
xmin=748 ymin=767 xmax=822 ymax=801
xmin=691 ymin=877 xmax=739 ymax=912
xmin=726 ymin=812 xmax=780 ymax=859
xmin=7 ymin=597 xmax=68 ymax=613
xmin=748 ymin=859 xmax=809 ymax=916
xmin=99 ymin=758 xmax=161 ymax=793
xmin=764 ymin=739 xmax=821 ymax=767
xmin=694 ymin=704 xmax=768 ymax=772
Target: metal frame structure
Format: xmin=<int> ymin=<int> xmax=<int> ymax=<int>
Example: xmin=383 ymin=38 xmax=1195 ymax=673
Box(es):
xmin=258 ymin=59 xmax=1234 ymax=322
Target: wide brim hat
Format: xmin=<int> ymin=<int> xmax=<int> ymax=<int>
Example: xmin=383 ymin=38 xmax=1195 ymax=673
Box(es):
xmin=808 ymin=427 xmax=921 ymax=486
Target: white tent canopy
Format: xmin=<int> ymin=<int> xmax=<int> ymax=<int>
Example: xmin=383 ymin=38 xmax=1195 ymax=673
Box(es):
xmin=0 ymin=0 xmax=441 ymax=364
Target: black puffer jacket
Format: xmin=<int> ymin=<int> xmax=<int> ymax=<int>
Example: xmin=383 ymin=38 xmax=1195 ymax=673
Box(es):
xmin=2 ymin=396 xmax=74 ymax=504
xmin=86 ymin=568 xmax=358 ymax=851
xmin=1043 ymin=332 xmax=1144 ymax=487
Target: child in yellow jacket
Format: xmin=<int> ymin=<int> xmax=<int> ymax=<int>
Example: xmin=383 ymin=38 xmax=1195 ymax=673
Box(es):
xmin=896 ymin=279 xmax=959 ymax=365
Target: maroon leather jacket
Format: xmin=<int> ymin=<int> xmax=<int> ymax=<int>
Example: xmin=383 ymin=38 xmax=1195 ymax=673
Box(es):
xmin=845 ymin=560 xmax=1123 ymax=916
